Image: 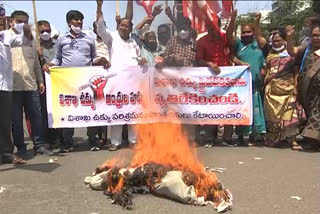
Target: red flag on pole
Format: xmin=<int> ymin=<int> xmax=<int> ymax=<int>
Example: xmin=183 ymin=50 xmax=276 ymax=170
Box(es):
xmin=207 ymin=0 xmax=221 ymax=14
xmin=135 ymin=0 xmax=156 ymax=16
xmin=221 ymin=0 xmax=233 ymax=19
xmin=183 ymin=0 xmax=225 ymax=34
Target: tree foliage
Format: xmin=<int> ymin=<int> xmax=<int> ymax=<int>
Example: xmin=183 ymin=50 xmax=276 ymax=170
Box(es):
xmin=232 ymin=0 xmax=320 ymax=42
xmin=268 ymin=0 xmax=314 ymax=43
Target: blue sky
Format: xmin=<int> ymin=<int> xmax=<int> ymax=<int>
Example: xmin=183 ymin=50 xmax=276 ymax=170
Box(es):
xmin=2 ymin=0 xmax=272 ymax=33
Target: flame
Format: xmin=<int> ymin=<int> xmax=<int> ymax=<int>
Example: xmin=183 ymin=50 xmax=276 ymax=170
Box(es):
xmin=107 ymin=175 xmax=124 ymax=193
xmin=100 ymin=157 xmax=126 ymax=172
xmin=100 ymin=91 xmax=226 ymax=203
xmin=132 ymin=122 xmax=222 ymax=201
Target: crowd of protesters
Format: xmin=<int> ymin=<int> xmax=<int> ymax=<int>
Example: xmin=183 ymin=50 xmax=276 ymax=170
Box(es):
xmin=1 ymin=0 xmax=320 ymax=165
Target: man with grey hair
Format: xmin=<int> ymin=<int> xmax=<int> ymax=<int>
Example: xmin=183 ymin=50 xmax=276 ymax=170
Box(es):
xmin=131 ymin=5 xmax=163 ymax=66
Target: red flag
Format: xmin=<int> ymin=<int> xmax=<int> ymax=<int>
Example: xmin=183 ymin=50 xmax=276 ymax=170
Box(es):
xmin=207 ymin=0 xmax=221 ymax=14
xmin=183 ymin=0 xmax=223 ymax=34
xmin=221 ymin=0 xmax=233 ymax=19
xmin=135 ymin=0 xmax=156 ymax=16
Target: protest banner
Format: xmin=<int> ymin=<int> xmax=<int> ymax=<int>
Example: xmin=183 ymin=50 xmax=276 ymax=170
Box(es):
xmin=46 ymin=65 xmax=251 ymax=128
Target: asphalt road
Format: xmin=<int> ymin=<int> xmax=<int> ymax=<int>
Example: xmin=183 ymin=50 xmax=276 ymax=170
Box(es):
xmin=0 ymin=128 xmax=319 ymax=214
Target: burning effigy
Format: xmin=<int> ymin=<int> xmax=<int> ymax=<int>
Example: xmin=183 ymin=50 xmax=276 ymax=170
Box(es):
xmin=84 ymin=122 xmax=232 ymax=212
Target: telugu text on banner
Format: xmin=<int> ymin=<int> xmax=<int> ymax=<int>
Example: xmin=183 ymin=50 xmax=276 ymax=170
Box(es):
xmin=45 ymin=65 xmax=252 ymax=128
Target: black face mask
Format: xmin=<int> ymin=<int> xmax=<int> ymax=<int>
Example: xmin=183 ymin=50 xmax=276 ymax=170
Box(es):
xmin=241 ymin=35 xmax=254 ymax=44
xmin=158 ymin=33 xmax=170 ymax=44
xmin=145 ymin=40 xmax=158 ymax=52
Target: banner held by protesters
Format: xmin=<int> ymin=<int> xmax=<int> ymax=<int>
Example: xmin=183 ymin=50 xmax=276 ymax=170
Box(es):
xmin=46 ymin=65 xmax=252 ymax=128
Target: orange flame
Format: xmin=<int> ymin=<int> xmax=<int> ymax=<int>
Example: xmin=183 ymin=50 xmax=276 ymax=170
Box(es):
xmin=131 ymin=122 xmax=222 ymax=201
xmin=101 ymin=90 xmax=226 ymax=203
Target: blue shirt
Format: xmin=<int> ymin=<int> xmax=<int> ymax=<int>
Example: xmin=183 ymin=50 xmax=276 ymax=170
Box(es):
xmin=51 ymin=32 xmax=97 ymax=66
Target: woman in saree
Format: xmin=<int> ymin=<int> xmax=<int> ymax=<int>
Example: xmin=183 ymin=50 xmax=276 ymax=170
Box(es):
xmin=263 ymin=29 xmax=306 ymax=150
xmin=230 ymin=22 xmax=267 ymax=146
xmin=286 ymin=23 xmax=320 ymax=150
xmin=228 ymin=13 xmax=270 ymax=146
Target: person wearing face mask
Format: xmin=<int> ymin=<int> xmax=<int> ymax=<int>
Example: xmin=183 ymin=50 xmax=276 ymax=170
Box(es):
xmin=155 ymin=16 xmax=197 ymax=143
xmin=156 ymin=24 xmax=171 ymax=57
xmin=195 ymin=11 xmax=237 ymax=148
xmin=0 ymin=14 xmax=33 ymax=165
xmin=229 ymin=13 xmax=267 ymax=146
xmin=300 ymin=18 xmax=312 ymax=46
xmin=96 ymin=0 xmax=147 ymax=151
xmin=43 ymin=10 xmax=110 ymax=153
xmin=158 ymin=17 xmax=196 ymax=67
xmin=286 ymin=21 xmax=320 ymax=150
xmin=131 ymin=5 xmax=163 ymax=66
xmin=7 ymin=11 xmax=53 ymax=156
xmin=37 ymin=20 xmax=56 ymax=67
xmin=36 ymin=20 xmax=61 ymax=149
xmin=263 ymin=29 xmax=306 ymax=150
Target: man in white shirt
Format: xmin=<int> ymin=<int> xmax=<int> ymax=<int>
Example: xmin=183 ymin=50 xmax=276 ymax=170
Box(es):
xmin=96 ymin=0 xmax=147 ymax=151
xmin=0 ymin=22 xmax=32 ymax=165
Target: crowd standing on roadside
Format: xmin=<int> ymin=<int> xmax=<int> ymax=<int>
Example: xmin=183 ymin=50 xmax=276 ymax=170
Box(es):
xmin=1 ymin=0 xmax=320 ymax=165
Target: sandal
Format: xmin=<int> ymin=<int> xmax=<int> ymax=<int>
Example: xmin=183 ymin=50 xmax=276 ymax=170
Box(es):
xmin=12 ymin=157 xmax=27 ymax=164
xmin=203 ymin=143 xmax=213 ymax=148
xmin=107 ymin=144 xmax=119 ymax=151
xmin=2 ymin=154 xmax=27 ymax=165
xmin=248 ymin=134 xmax=257 ymax=147
xmin=248 ymin=142 xmax=256 ymax=147
xmin=292 ymin=141 xmax=303 ymax=151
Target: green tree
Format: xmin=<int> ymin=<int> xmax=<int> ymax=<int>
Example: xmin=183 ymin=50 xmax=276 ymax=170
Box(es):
xmin=312 ymin=0 xmax=320 ymax=14
xmin=268 ymin=0 xmax=313 ymax=43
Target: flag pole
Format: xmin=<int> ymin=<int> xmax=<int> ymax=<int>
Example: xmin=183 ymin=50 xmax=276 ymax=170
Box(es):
xmin=116 ymin=0 xmax=120 ymax=16
xmin=32 ymin=0 xmax=40 ymax=47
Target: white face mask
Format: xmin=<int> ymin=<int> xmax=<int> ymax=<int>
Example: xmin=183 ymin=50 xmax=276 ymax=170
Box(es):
xmin=70 ymin=24 xmax=82 ymax=34
xmin=272 ymin=44 xmax=286 ymax=52
xmin=14 ymin=23 xmax=24 ymax=34
xmin=40 ymin=31 xmax=51 ymax=41
xmin=178 ymin=30 xmax=190 ymax=40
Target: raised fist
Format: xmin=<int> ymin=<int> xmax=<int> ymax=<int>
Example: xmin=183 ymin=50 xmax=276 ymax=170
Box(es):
xmin=90 ymin=75 xmax=108 ymax=100
xmin=231 ymin=9 xmax=237 ymax=20
xmin=254 ymin=12 xmax=261 ymax=22
xmin=152 ymin=5 xmax=163 ymax=17
xmin=96 ymin=0 xmax=103 ymax=6
xmin=165 ymin=6 xmax=173 ymax=18
xmin=285 ymin=25 xmax=295 ymax=39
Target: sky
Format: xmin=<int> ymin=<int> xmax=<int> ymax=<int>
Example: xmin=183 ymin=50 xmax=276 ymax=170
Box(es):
xmin=1 ymin=0 xmax=272 ymax=33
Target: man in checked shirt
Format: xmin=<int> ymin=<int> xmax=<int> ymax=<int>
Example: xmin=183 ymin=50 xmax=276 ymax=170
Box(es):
xmin=155 ymin=17 xmax=197 ymax=142
xmin=161 ymin=17 xmax=196 ymax=67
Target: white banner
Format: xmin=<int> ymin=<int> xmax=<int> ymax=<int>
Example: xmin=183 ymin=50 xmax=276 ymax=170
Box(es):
xmin=46 ymin=66 xmax=252 ymax=128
